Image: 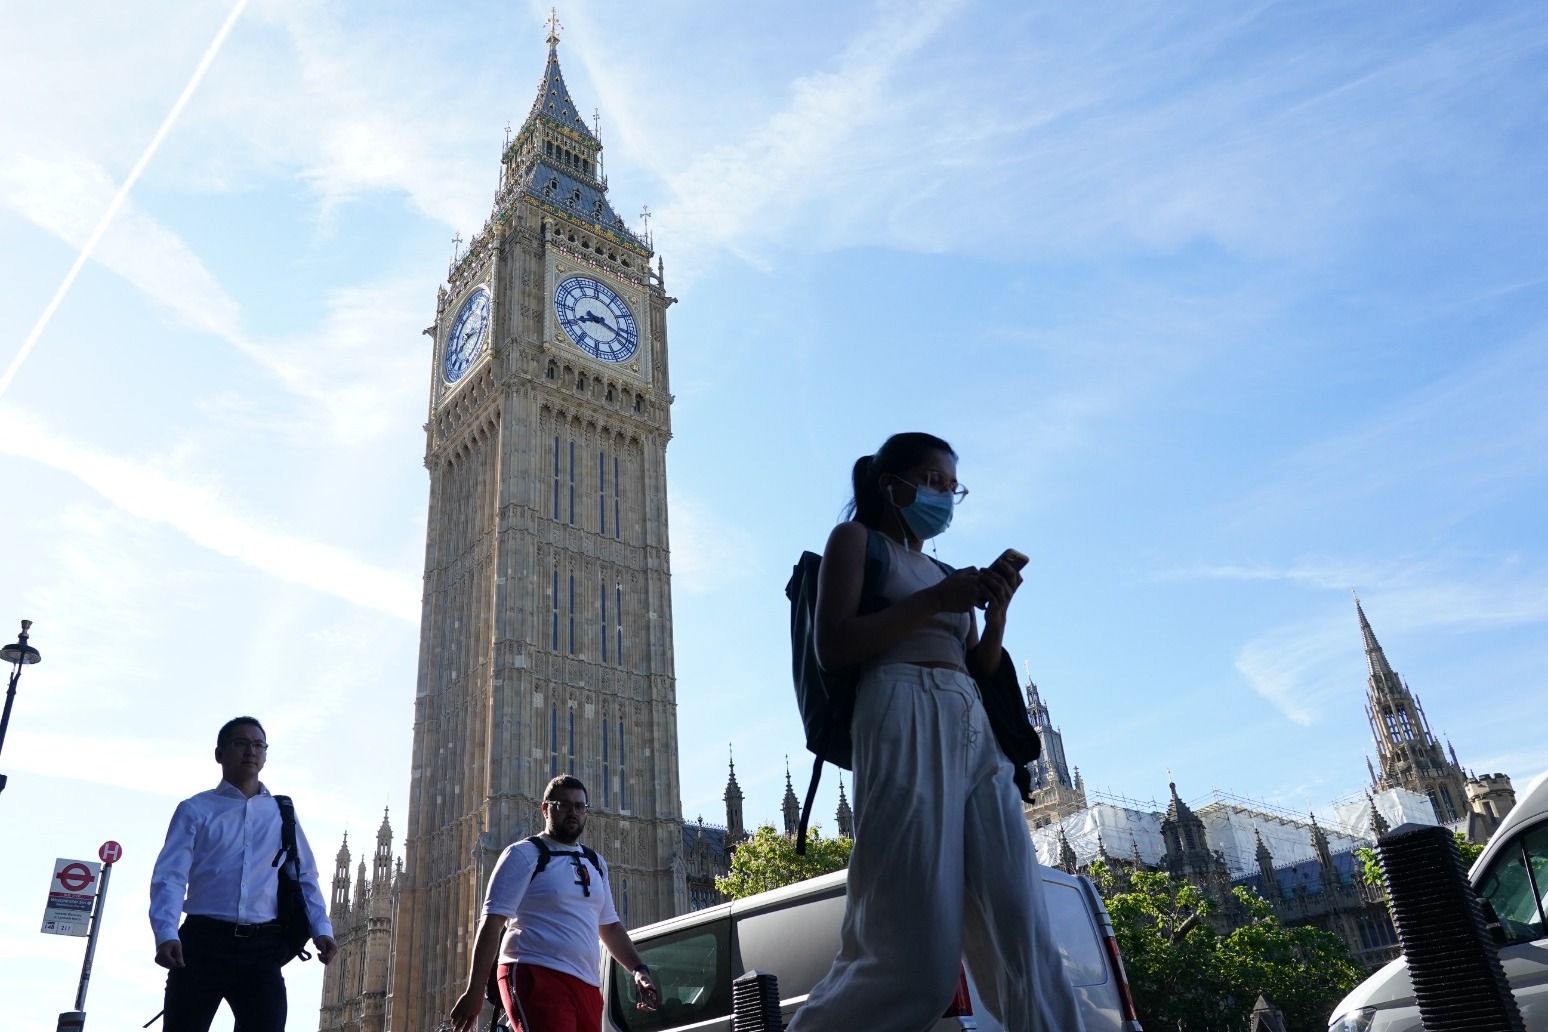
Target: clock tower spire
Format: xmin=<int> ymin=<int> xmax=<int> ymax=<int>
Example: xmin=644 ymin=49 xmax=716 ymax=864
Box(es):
xmin=381 ymin=31 xmax=684 ymax=1032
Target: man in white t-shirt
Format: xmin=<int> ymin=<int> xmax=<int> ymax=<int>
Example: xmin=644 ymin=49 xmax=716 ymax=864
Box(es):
xmin=449 ymin=775 xmax=660 ymax=1032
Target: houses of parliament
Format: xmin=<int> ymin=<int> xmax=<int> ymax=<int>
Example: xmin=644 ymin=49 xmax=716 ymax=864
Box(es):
xmin=317 ymin=29 xmax=1517 ymax=1032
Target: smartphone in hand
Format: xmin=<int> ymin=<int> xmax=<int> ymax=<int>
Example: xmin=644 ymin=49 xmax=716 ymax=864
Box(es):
xmin=991 ymin=548 xmax=1029 ymax=573
xmin=977 ymin=548 xmax=1028 ymax=608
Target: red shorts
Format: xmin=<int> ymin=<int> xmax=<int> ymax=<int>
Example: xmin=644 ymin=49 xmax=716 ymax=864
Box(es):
xmin=497 ymin=962 xmax=603 ymax=1032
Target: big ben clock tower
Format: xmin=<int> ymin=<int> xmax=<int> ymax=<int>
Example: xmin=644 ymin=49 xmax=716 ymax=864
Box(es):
xmin=384 ymin=27 xmax=684 ymax=1031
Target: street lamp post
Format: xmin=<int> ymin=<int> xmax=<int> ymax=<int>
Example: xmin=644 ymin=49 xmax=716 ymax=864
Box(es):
xmin=0 ymin=619 xmax=42 ymax=797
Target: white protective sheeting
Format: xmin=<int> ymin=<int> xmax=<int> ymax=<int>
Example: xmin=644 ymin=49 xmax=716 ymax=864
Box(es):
xmin=1032 ymin=803 xmax=1166 ymax=869
xmin=1031 ymin=796 xmax=1384 ymax=878
xmin=1195 ymin=803 xmax=1362 ymax=877
xmin=1331 ymin=787 xmax=1438 ymax=839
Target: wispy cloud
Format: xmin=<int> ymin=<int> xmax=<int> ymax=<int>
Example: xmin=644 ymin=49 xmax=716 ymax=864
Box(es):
xmin=1218 ymin=561 xmax=1548 ymax=724
xmin=0 ymin=408 xmax=419 ymax=621
xmin=0 ymin=0 xmax=248 ymax=400
xmin=640 ymin=0 xmax=967 ymax=273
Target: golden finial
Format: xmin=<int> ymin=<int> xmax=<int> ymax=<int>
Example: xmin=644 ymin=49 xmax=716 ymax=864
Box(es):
xmin=546 ymin=7 xmax=562 ymax=46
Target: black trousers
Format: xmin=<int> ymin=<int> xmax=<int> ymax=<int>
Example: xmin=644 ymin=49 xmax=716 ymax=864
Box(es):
xmin=163 ymin=916 xmax=289 ymax=1032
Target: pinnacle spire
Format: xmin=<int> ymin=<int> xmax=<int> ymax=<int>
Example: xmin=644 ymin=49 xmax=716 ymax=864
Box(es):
xmin=835 ymin=777 xmax=854 ymax=839
xmin=523 ymin=30 xmax=599 ymax=147
xmin=1354 ymin=590 xmax=1398 ymax=683
xmin=781 ymin=758 xmax=800 ymax=838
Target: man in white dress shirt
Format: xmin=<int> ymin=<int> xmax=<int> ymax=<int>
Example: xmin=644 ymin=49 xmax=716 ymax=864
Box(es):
xmin=149 ymin=716 xmax=336 ymax=1032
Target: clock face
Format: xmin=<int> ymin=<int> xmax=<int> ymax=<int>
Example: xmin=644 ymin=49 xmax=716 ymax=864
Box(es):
xmin=444 ymin=287 xmax=491 ymax=383
xmin=554 ymin=276 xmax=638 ymax=363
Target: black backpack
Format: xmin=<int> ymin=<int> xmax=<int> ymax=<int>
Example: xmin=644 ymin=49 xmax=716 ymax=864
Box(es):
xmin=786 ymin=531 xmax=1042 ymax=853
xmin=271 ymin=795 xmax=314 ymax=965
xmin=785 ymin=529 xmax=896 ymax=854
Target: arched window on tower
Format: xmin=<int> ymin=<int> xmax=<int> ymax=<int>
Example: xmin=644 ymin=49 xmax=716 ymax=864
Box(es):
xmin=598 ymin=448 xmax=606 ymax=535
xmin=601 ymin=708 xmax=610 ymax=809
xmin=568 ymin=572 xmax=576 ymax=654
xmin=599 ymin=572 xmax=608 ymax=665
xmin=550 ymin=562 xmax=559 ymax=649
xmin=568 ymin=440 xmax=576 ymax=524
xmin=549 ymin=706 xmax=558 ymax=778
xmin=568 ymin=709 xmax=575 ymax=773
xmin=618 ymin=719 xmax=627 ymax=811
xmin=551 ymin=436 xmax=561 ymax=519
xmin=615 ymin=582 xmax=624 ymax=666
xmin=1438 ymin=784 xmax=1457 ymax=821
xmin=613 ymin=456 xmax=621 ymax=541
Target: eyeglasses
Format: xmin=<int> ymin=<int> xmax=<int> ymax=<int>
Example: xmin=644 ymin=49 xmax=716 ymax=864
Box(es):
xmin=229 ymin=738 xmax=268 ymax=752
xmin=914 ymin=470 xmax=969 ymax=503
xmin=547 ymin=800 xmax=588 ymax=813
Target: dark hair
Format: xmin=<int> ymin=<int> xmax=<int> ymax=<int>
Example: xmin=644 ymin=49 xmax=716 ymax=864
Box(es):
xmin=543 ymin=774 xmax=588 ymax=802
xmin=845 ymin=432 xmax=957 ymax=529
xmin=217 ymin=716 xmax=266 ymax=748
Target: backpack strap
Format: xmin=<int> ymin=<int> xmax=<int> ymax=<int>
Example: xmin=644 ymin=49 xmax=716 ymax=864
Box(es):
xmin=271 ymin=795 xmax=299 ymax=873
xmin=522 ymin=834 xmax=552 ymax=877
xmin=797 ymin=528 xmax=892 ymax=855
xmin=269 ymin=794 xmax=314 ymax=963
xmin=523 ymin=837 xmax=603 ymax=879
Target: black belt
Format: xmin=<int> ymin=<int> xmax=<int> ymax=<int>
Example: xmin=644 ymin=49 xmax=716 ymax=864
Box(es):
xmin=185 ymin=915 xmax=283 ymax=938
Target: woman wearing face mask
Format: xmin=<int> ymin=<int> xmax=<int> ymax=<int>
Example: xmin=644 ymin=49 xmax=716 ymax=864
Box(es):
xmin=788 ymin=432 xmax=1085 ymax=1032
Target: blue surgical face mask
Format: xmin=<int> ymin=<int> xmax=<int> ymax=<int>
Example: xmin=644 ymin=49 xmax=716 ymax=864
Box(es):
xmin=890 ymin=481 xmax=954 ymax=540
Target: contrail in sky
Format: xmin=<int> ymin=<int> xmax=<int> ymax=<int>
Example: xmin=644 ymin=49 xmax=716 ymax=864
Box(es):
xmin=0 ymin=0 xmax=249 ymax=402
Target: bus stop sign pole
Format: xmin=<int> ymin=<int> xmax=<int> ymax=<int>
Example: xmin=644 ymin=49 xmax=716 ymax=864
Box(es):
xmin=58 ymin=840 xmax=122 ymax=1032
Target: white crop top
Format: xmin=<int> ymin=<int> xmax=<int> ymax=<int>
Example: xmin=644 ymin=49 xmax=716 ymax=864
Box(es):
xmin=864 ymin=534 xmax=971 ymax=670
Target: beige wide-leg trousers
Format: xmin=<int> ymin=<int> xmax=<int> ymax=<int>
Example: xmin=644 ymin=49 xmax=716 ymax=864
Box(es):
xmin=788 ymin=662 xmax=1087 ymax=1032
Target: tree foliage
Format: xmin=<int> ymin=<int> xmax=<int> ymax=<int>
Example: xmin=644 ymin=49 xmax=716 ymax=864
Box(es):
xmin=1355 ymin=830 xmax=1485 ymax=910
xmin=714 ymin=824 xmax=853 ymax=900
xmin=1090 ymin=862 xmax=1364 ymax=1032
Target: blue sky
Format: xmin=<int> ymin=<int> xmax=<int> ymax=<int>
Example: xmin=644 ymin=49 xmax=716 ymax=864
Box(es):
xmin=3 ymin=1 xmax=1547 ymax=1028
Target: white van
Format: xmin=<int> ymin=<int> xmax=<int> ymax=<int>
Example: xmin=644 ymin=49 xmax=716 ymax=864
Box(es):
xmin=600 ymin=865 xmax=1143 ymax=1031
xmin=1328 ymin=768 xmax=1548 ymax=1031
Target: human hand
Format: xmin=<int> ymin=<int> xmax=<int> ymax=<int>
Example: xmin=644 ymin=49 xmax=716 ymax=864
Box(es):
xmin=634 ymin=967 xmax=660 ymax=1011
xmin=155 ymin=939 xmax=185 ymax=969
xmin=449 ymin=989 xmax=485 ymax=1032
xmin=314 ymin=935 xmax=338 ymax=964
xmin=978 ymin=563 xmax=1021 ymax=630
xmin=931 ymin=568 xmax=983 ymax=613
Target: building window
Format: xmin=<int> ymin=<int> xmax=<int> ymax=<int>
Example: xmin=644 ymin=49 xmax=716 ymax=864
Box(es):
xmin=598 ymin=449 xmax=607 ymax=535
xmin=613 ymin=456 xmax=621 ymax=540
xmin=599 ymin=573 xmax=608 ymax=664
xmin=615 ymin=583 xmax=624 ymax=667
xmin=618 ymin=719 xmax=626 ymax=811
xmin=550 ymin=706 xmax=558 ymax=778
xmin=568 ymin=573 xmax=576 ymax=654
xmin=568 ymin=710 xmax=575 ymax=773
xmin=568 ymin=440 xmax=576 ymax=524
xmin=550 ymin=563 xmax=559 ymax=649
xmin=601 ymin=709 xmax=610 ymax=808
xmin=552 ymin=436 xmax=561 ymax=519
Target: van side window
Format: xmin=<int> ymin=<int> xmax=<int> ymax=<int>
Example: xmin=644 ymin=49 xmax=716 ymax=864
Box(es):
xmin=1477 ymin=822 xmax=1548 ymax=944
xmin=607 ymin=920 xmax=731 ymax=1031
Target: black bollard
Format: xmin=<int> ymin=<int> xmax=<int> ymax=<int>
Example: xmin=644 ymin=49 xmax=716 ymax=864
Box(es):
xmin=1376 ymin=822 xmax=1525 ymax=1031
xmin=731 ymin=969 xmax=783 ymax=1032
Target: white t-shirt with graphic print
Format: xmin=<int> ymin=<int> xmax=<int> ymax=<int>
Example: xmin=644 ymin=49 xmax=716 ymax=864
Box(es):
xmin=482 ymin=834 xmax=620 ymax=986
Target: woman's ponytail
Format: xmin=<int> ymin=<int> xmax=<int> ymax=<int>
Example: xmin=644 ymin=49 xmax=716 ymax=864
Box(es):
xmin=841 ymin=433 xmax=956 ymax=529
